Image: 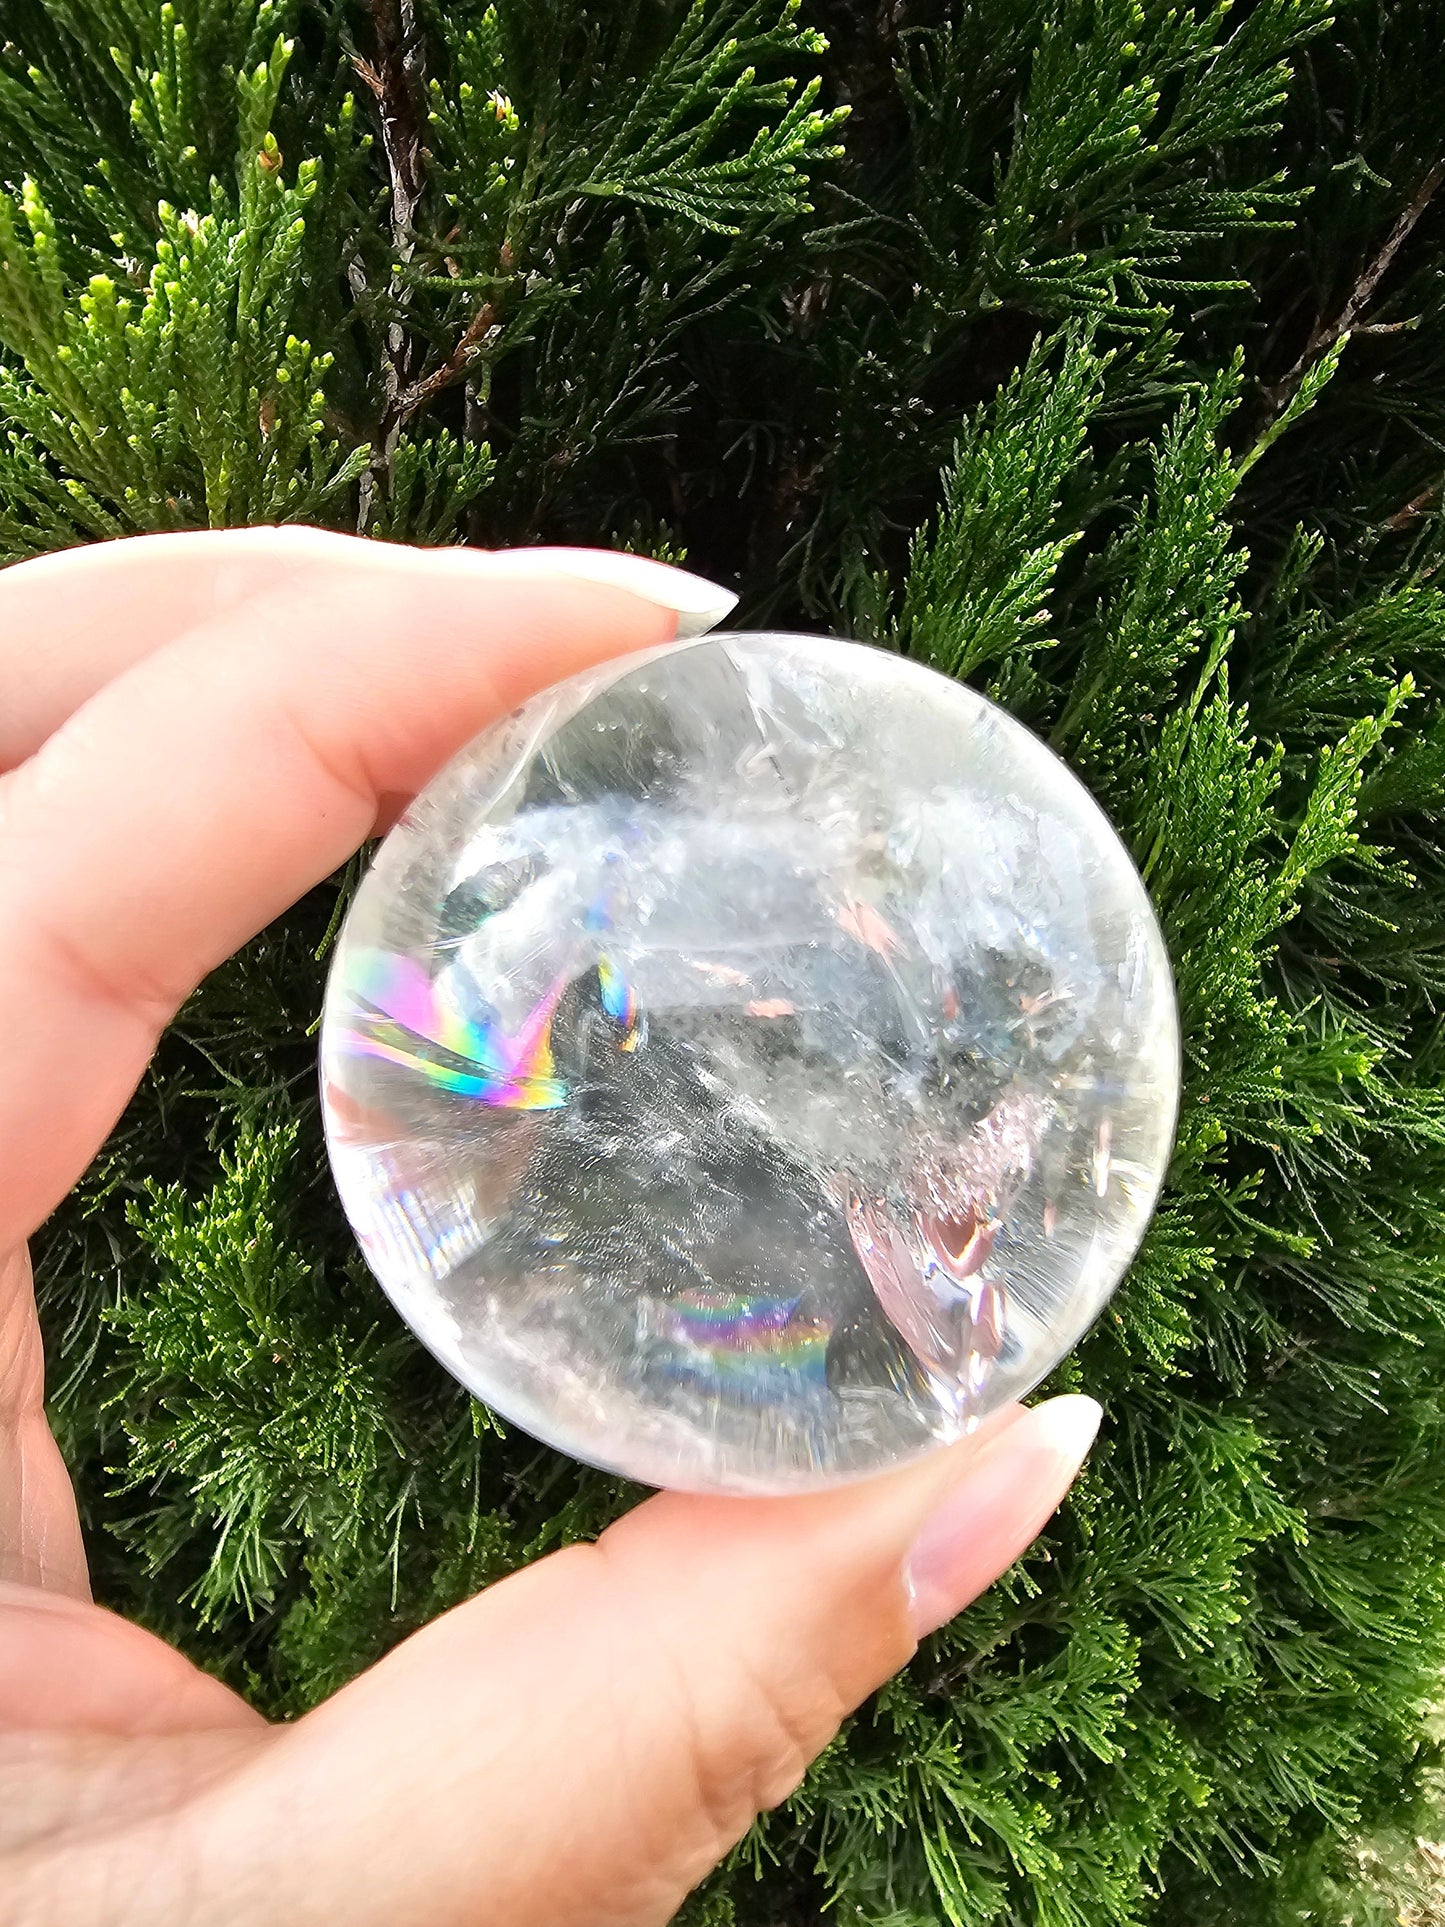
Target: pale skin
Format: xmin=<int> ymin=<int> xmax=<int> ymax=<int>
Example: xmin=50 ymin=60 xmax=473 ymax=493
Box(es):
xmin=0 ymin=528 xmax=1100 ymax=1926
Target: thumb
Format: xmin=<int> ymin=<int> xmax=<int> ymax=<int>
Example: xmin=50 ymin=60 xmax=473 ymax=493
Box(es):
xmin=192 ymin=1394 xmax=1101 ymax=1927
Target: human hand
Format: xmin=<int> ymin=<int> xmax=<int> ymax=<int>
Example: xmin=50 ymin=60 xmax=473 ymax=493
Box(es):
xmin=0 ymin=528 xmax=1101 ymax=1926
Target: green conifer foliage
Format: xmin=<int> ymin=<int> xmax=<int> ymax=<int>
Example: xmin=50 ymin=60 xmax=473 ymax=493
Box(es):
xmin=8 ymin=2 xmax=1445 ymax=1920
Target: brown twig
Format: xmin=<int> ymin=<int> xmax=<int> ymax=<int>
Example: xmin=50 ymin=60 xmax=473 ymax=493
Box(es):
xmin=354 ymin=3 xmax=514 ymax=534
xmin=1384 ymin=482 xmax=1441 ymax=532
xmin=394 ymin=301 xmax=500 ymax=421
xmin=354 ymin=0 xmax=428 ymax=520
xmin=1260 ymin=161 xmax=1445 ymax=426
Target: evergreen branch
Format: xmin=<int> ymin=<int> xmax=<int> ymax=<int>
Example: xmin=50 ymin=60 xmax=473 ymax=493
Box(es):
xmin=889 ymin=328 xmax=1108 ymax=689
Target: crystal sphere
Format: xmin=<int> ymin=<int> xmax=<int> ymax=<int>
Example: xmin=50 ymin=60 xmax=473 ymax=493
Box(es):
xmin=320 ymin=632 xmax=1179 ymax=1493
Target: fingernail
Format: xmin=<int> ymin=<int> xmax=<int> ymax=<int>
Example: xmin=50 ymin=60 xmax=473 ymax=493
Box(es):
xmin=485 ymin=547 xmax=739 ymax=637
xmin=903 ymin=1394 xmax=1102 ymax=1640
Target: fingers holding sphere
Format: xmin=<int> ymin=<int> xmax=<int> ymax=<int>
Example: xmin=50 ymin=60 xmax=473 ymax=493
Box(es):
xmin=0 ymin=539 xmax=687 ymax=1246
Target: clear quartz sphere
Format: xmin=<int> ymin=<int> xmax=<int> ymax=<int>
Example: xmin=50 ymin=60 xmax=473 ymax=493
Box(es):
xmin=320 ymin=632 xmax=1179 ymax=1494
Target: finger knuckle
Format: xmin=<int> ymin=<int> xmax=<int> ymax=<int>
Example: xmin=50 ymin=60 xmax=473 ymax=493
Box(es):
xmin=655 ymin=1606 xmax=848 ymax=1852
xmin=0 ymin=1253 xmax=43 ymax=1426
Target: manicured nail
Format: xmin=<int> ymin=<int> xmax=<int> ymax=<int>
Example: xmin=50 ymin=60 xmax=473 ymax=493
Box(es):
xmin=903 ymin=1394 xmax=1102 ymax=1640
xmin=485 ymin=547 xmax=739 ymax=637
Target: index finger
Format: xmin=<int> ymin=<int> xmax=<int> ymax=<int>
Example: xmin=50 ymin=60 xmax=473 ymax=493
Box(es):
xmin=0 ymin=528 xmax=736 ymax=770
xmin=0 ymin=539 xmax=691 ymax=1246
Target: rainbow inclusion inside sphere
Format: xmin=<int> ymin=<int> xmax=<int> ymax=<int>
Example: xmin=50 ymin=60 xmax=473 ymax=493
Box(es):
xmin=320 ymin=632 xmax=1179 ymax=1494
